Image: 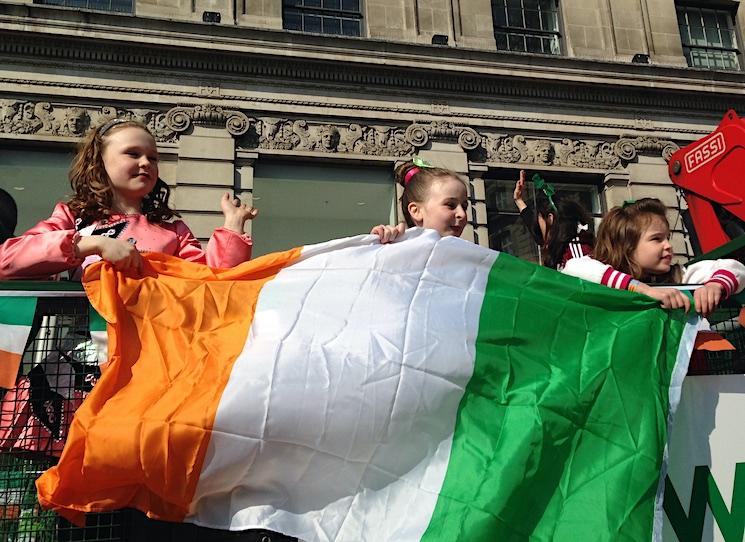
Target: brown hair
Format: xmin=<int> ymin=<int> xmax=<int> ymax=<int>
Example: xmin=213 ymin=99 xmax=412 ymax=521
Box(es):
xmin=593 ymin=198 xmax=680 ymax=282
xmin=395 ymin=161 xmax=465 ymax=227
xmin=67 ymin=119 xmax=179 ymax=227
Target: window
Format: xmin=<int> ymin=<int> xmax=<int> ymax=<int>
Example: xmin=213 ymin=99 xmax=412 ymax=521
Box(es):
xmin=283 ymin=0 xmax=362 ymax=37
xmin=0 ymin=148 xmax=73 ymax=236
xmin=484 ymin=173 xmax=601 ymax=264
xmin=676 ymin=4 xmax=740 ymax=70
xmin=492 ymin=0 xmax=561 ymax=55
xmin=251 ymin=162 xmax=394 ymax=257
xmin=33 ymin=0 xmax=133 ymax=12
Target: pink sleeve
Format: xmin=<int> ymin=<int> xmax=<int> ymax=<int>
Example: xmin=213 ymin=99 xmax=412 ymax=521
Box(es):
xmin=172 ymin=221 xmax=209 ymax=265
xmin=206 ymin=228 xmax=253 ymax=268
xmin=172 ymin=223 xmax=253 ymax=268
xmin=0 ymin=203 xmax=83 ymax=280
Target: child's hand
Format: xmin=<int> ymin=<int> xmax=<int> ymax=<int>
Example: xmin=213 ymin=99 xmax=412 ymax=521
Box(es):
xmin=513 ymin=170 xmax=527 ymax=211
xmin=371 ymin=223 xmax=406 ymax=244
xmin=220 ymin=192 xmax=258 ymax=234
xmin=635 ymin=283 xmax=691 ymax=312
xmin=694 ymin=282 xmax=724 ymax=318
xmin=97 ymin=237 xmax=143 ymax=274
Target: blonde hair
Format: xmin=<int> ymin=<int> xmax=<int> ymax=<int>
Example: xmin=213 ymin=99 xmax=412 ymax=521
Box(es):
xmin=395 ymin=161 xmax=465 ymax=227
xmin=67 ymin=119 xmax=178 ymax=226
xmin=594 ymin=198 xmax=681 ymax=282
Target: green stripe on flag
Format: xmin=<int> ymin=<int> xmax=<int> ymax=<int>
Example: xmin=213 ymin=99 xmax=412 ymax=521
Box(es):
xmin=88 ymin=305 xmax=107 ymax=333
xmin=421 ymin=253 xmax=688 ymax=541
xmin=0 ymin=297 xmax=37 ymax=327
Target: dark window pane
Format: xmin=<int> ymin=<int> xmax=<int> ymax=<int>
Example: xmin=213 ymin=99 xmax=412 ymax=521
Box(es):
xmin=507 ymin=6 xmax=523 ymax=27
xmin=304 ymin=13 xmax=322 ymax=32
xmin=284 ymin=10 xmax=302 ymax=30
xmin=492 ymin=5 xmax=506 ymax=27
xmin=508 ymin=33 xmax=526 ymax=51
xmin=524 ymin=9 xmax=540 ymax=29
xmin=540 ymin=9 xmax=557 ymax=32
xmin=323 ymin=0 xmax=340 ymax=10
xmin=322 ymin=16 xmax=341 ymax=34
xmin=526 ymin=35 xmax=542 ymax=53
xmin=341 ymin=0 xmax=359 ymax=11
xmin=523 ymin=0 xmax=538 ymax=10
xmin=305 ymin=0 xmax=321 ymax=8
xmin=495 ymin=30 xmax=508 ymax=50
xmin=342 ymin=18 xmax=361 ymax=36
xmin=284 ymin=0 xmax=301 ymax=7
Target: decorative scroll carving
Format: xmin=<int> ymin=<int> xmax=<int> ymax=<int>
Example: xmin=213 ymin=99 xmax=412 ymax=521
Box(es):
xmin=237 ymin=118 xmax=414 ymax=157
xmin=163 ymin=104 xmax=250 ymax=137
xmin=403 ymin=121 xmax=482 ymax=151
xmin=615 ymin=136 xmax=680 ymax=163
xmin=0 ymin=100 xmax=179 ymax=142
xmin=481 ymin=133 xmax=680 ymax=168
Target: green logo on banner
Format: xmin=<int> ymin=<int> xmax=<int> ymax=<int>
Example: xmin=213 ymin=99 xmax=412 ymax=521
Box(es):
xmin=664 ymin=463 xmax=745 ymax=542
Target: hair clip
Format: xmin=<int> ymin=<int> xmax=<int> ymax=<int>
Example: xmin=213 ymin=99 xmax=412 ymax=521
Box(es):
xmin=532 ymin=174 xmax=557 ymax=212
xmin=98 ymin=118 xmax=128 ymax=136
xmin=576 ymin=223 xmax=589 ymax=234
xmin=622 ymin=199 xmax=637 ymax=209
xmin=412 ymin=156 xmax=433 ymax=169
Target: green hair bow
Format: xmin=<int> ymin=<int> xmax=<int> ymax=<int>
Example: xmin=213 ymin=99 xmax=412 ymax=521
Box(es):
xmin=412 ymin=156 xmax=434 ymax=169
xmin=532 ymin=174 xmax=557 ymax=212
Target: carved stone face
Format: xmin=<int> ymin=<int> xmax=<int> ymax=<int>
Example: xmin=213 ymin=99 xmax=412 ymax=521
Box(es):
xmin=374 ymin=128 xmax=389 ymax=146
xmin=534 ymin=141 xmax=551 ymax=162
xmin=320 ymin=127 xmax=340 ymax=150
xmin=66 ymin=108 xmax=88 ymax=135
xmin=22 ymin=104 xmax=35 ymax=120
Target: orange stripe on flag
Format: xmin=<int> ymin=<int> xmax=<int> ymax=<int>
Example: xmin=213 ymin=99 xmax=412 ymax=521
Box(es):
xmin=36 ymin=248 xmax=302 ymax=525
xmin=0 ymin=350 xmax=21 ymax=389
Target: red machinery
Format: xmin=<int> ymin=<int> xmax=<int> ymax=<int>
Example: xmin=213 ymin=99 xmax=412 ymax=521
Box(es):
xmin=668 ymin=110 xmax=745 ymax=256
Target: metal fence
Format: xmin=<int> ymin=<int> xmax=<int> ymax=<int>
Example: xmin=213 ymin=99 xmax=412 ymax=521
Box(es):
xmin=0 ymin=283 xmax=743 ymax=541
xmin=0 ymin=284 xmax=296 ymax=542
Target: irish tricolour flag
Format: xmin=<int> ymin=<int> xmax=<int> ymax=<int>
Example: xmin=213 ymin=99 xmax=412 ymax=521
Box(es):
xmin=37 ymin=229 xmax=697 ymax=541
xmin=0 ymin=295 xmax=37 ymax=389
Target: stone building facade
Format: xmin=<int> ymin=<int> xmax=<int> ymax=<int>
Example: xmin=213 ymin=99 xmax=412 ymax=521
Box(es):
xmin=1 ymin=0 xmax=744 ymax=262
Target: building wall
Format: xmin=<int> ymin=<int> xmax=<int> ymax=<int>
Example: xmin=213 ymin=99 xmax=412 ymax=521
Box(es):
xmin=1 ymin=0 xmax=744 ymax=262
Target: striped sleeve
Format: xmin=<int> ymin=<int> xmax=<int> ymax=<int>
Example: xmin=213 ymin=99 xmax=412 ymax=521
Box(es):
xmin=683 ymin=259 xmax=745 ymax=298
xmin=562 ymin=256 xmax=634 ymax=290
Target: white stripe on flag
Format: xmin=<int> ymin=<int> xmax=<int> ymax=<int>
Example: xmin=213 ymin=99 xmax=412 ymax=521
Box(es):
xmin=189 ymin=230 xmax=498 ymax=541
xmin=0 ymin=323 xmax=33 ymax=355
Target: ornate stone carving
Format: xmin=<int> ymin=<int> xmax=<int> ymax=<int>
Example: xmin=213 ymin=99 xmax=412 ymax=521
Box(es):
xmin=403 ymin=121 xmax=482 ymax=151
xmin=615 ymin=136 xmax=680 ymax=163
xmin=481 ymin=133 xmax=680 ymax=169
xmin=0 ymin=100 xmax=180 ymax=142
xmin=237 ymin=118 xmax=414 ymax=157
xmin=163 ymin=104 xmax=250 ymax=137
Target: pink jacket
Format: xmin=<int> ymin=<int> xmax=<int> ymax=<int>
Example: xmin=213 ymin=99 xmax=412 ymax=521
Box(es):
xmin=0 ymin=203 xmax=253 ymax=280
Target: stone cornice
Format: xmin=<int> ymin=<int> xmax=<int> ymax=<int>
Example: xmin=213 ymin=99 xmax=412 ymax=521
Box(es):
xmin=1 ymin=3 xmax=745 ymax=114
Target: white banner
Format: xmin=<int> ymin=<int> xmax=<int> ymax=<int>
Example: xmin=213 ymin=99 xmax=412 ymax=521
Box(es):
xmin=663 ymin=374 xmax=745 ymax=542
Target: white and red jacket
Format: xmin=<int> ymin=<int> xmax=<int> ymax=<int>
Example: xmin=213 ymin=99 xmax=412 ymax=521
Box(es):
xmin=562 ymin=256 xmax=745 ymax=298
xmin=0 ymin=202 xmax=253 ymax=280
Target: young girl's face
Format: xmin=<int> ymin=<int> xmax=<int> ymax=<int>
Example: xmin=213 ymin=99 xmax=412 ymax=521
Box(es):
xmin=633 ymin=214 xmax=673 ymax=276
xmin=102 ymin=126 xmax=159 ymax=211
xmin=408 ymin=176 xmax=468 ymax=237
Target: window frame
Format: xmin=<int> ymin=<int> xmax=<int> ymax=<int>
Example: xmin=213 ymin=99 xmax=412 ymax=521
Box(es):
xmin=483 ymin=169 xmax=603 ymax=265
xmin=33 ymin=0 xmax=133 ymax=13
xmin=675 ymin=1 xmax=742 ymax=71
xmin=491 ymin=0 xmax=563 ymax=56
xmin=282 ymin=0 xmax=364 ymax=38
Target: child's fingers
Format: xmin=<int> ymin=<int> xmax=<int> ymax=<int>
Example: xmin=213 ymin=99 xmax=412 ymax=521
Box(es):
xmin=519 ymin=170 xmax=526 ymax=182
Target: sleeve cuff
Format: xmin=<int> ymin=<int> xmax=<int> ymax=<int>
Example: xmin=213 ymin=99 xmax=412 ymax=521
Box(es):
xmin=706 ymin=269 xmax=738 ymax=298
xmin=601 ymin=266 xmax=633 ymax=290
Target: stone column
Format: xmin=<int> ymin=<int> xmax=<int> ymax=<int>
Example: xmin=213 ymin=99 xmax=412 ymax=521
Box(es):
xmin=455 ymin=0 xmax=497 ymax=49
xmin=602 ymin=170 xmax=631 ymax=210
xmin=174 ymin=125 xmax=237 ymax=243
xmin=235 ymin=153 xmax=259 ymax=237
xmin=467 ymin=164 xmax=489 ymax=248
xmin=645 ymin=0 xmax=687 ymax=67
xmin=627 ymin=155 xmax=692 ymax=260
xmin=561 ymin=0 xmax=616 ymax=60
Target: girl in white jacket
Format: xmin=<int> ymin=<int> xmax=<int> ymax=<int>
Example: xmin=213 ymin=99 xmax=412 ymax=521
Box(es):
xmin=562 ymin=198 xmax=745 ymax=317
